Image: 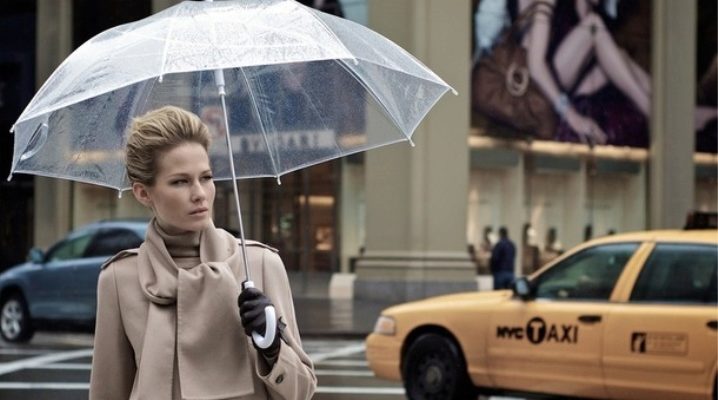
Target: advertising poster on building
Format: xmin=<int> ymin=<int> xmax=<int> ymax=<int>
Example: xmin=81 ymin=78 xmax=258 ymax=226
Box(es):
xmin=696 ymin=0 xmax=717 ymax=154
xmin=471 ymin=0 xmax=651 ymax=148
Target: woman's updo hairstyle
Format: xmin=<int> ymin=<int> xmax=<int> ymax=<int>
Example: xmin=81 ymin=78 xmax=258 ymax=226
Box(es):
xmin=125 ymin=106 xmax=211 ymax=185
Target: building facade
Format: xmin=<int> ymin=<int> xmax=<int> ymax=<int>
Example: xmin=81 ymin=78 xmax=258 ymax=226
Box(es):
xmin=1 ymin=0 xmax=715 ymax=302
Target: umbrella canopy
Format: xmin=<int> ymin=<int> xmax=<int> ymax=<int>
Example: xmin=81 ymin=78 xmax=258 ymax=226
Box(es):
xmin=10 ymin=0 xmax=455 ymax=191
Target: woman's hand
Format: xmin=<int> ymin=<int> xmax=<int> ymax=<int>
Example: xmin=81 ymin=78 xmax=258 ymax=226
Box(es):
xmin=237 ymin=288 xmax=281 ymax=361
xmin=565 ymin=108 xmax=607 ymax=146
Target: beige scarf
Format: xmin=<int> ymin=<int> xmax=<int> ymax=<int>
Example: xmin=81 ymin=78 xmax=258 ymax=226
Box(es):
xmin=137 ymin=218 xmax=254 ymax=400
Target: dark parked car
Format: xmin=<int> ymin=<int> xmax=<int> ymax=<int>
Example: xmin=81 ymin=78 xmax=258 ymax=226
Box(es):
xmin=0 ymin=220 xmax=147 ymax=343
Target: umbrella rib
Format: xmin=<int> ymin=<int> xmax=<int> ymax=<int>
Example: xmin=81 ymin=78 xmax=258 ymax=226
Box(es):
xmin=332 ymin=59 xmax=414 ymax=144
xmin=281 ymin=65 xmax=344 ymax=155
xmin=158 ymin=1 xmax=182 ymax=81
xmin=303 ymin=8 xmax=356 ymax=63
xmin=237 ymin=68 xmax=281 ymax=181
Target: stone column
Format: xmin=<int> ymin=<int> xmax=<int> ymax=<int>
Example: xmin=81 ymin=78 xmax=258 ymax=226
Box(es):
xmin=33 ymin=0 xmax=74 ymax=248
xmin=354 ymin=0 xmax=475 ymax=302
xmin=649 ymin=0 xmax=696 ymax=229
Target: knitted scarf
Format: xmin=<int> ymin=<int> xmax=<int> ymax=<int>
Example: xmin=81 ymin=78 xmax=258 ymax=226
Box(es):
xmin=136 ymin=218 xmax=254 ymax=399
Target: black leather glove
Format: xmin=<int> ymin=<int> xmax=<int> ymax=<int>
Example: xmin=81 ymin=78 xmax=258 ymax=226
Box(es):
xmin=237 ymin=287 xmax=281 ymax=362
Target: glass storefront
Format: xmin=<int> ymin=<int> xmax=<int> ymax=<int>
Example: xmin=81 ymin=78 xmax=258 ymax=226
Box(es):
xmin=214 ymin=160 xmax=342 ymax=274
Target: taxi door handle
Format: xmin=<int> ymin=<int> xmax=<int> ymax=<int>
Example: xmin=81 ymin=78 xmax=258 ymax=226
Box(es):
xmin=578 ymin=315 xmax=602 ymax=324
xmin=707 ymin=320 xmax=718 ymax=330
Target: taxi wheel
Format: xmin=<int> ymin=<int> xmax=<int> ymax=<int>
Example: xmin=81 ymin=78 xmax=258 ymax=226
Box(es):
xmin=0 ymin=293 xmax=34 ymax=343
xmin=402 ymin=333 xmax=475 ymax=400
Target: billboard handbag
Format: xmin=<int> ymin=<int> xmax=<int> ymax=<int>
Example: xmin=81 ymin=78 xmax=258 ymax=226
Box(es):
xmin=472 ymin=2 xmax=556 ymax=140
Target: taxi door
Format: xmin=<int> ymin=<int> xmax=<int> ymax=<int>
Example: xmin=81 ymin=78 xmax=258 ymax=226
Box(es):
xmin=603 ymin=243 xmax=718 ymax=400
xmin=487 ymin=242 xmax=641 ymax=399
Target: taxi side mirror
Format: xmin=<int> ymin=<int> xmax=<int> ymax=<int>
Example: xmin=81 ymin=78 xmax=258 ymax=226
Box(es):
xmin=512 ymin=277 xmax=533 ymax=301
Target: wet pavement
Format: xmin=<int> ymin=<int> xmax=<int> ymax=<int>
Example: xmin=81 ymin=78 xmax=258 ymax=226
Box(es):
xmin=294 ymin=297 xmax=396 ymax=338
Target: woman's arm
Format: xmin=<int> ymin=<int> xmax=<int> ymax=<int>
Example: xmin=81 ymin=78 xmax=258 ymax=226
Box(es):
xmin=256 ymin=250 xmax=317 ymax=400
xmin=89 ymin=264 xmax=136 ymax=400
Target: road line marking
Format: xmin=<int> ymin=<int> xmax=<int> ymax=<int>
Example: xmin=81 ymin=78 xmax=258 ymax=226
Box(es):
xmin=315 ymin=386 xmax=405 ymax=395
xmin=315 ymin=359 xmax=368 ymax=367
xmin=0 ymin=382 xmax=89 ymax=390
xmin=31 ymin=363 xmax=91 ymax=370
xmin=0 ymin=349 xmax=57 ymax=355
xmin=310 ymin=343 xmax=365 ymax=363
xmin=0 ymin=349 xmax=93 ymax=376
xmin=315 ymin=369 xmax=374 ymax=377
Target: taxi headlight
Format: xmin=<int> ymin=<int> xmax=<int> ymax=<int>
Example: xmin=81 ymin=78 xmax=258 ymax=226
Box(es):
xmin=373 ymin=315 xmax=396 ymax=336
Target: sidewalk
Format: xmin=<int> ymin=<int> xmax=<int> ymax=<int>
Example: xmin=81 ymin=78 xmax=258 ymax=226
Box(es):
xmin=288 ymin=271 xmax=397 ymax=338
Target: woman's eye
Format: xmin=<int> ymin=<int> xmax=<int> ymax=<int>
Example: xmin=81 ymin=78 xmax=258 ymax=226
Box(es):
xmin=171 ymin=179 xmax=187 ymax=186
xmin=202 ymin=175 xmax=213 ymax=181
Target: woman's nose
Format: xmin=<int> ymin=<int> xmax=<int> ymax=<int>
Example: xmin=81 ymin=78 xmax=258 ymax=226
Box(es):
xmin=191 ymin=180 xmax=206 ymax=202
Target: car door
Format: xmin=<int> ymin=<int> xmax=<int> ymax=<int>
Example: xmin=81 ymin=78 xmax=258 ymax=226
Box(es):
xmin=76 ymin=228 xmax=144 ymax=320
xmin=603 ymin=243 xmax=718 ymax=400
xmin=487 ymin=242 xmax=641 ymax=398
xmin=26 ymin=230 xmax=95 ymax=320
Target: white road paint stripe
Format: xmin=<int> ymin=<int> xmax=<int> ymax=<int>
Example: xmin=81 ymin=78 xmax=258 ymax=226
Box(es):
xmin=0 ymin=348 xmax=57 ymax=355
xmin=0 ymin=382 xmax=89 ymax=390
xmin=315 ymin=369 xmax=374 ymax=377
xmin=0 ymin=349 xmax=93 ymax=376
xmin=31 ymin=363 xmax=91 ymax=370
xmin=315 ymin=386 xmax=405 ymax=395
xmin=315 ymin=359 xmax=368 ymax=367
xmin=310 ymin=343 xmax=365 ymax=363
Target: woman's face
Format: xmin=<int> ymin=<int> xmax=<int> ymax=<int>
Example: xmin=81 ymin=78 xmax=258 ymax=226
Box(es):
xmin=133 ymin=142 xmax=215 ymax=234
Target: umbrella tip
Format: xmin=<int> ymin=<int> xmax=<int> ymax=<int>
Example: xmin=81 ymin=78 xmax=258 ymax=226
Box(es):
xmin=9 ymin=124 xmax=15 ymax=133
xmin=276 ymin=176 xmax=282 ymax=186
xmin=450 ymin=88 xmax=458 ymax=96
xmin=6 ymin=173 xmax=12 ymax=182
xmin=408 ymin=138 xmax=416 ymax=147
xmin=117 ymin=190 xmax=123 ymax=199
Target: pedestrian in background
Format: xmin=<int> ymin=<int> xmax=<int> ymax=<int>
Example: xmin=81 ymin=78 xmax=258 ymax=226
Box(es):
xmin=490 ymin=226 xmax=516 ymax=290
xmin=89 ymin=106 xmax=316 ymax=400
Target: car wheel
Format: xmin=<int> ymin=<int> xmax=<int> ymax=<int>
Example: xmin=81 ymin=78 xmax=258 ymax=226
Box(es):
xmin=403 ymin=333 xmax=475 ymax=400
xmin=0 ymin=293 xmax=34 ymax=343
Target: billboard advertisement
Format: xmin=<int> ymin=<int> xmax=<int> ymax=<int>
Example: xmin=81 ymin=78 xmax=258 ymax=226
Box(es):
xmin=471 ymin=0 xmax=651 ymax=148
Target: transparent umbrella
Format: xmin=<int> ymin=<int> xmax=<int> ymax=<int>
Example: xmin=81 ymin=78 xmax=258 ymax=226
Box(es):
xmin=9 ymin=0 xmax=455 ymax=346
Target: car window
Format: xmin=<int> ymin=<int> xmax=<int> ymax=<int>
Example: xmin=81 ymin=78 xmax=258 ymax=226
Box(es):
xmin=46 ymin=233 xmax=94 ymax=262
xmin=630 ymin=243 xmax=718 ymax=304
xmin=533 ymin=243 xmax=639 ymax=301
xmin=84 ymin=229 xmax=144 ymax=258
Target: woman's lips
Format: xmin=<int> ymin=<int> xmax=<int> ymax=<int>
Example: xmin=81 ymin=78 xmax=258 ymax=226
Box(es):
xmin=190 ymin=208 xmax=208 ymax=215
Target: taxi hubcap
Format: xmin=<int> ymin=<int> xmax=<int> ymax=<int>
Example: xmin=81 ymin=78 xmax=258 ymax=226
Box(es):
xmin=1 ymin=300 xmax=23 ymax=340
xmin=424 ymin=365 xmax=443 ymax=389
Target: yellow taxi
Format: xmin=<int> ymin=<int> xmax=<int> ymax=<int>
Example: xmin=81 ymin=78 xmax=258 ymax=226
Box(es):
xmin=366 ymin=230 xmax=718 ymax=400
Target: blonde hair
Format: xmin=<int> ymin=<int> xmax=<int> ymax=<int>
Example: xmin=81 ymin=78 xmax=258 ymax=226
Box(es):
xmin=125 ymin=106 xmax=211 ymax=185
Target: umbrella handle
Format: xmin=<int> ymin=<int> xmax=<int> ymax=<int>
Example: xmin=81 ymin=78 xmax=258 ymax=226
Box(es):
xmin=242 ymin=280 xmax=277 ymax=349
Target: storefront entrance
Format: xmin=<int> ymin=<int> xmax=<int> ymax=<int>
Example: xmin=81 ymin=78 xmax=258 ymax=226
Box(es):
xmin=261 ymin=160 xmax=340 ymax=274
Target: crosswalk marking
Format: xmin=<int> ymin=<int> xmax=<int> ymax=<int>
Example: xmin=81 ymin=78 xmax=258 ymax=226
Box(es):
xmin=30 ymin=363 xmax=92 ymax=370
xmin=0 ymin=349 xmax=93 ymax=376
xmin=0 ymin=382 xmax=89 ymax=390
xmin=315 ymin=369 xmax=374 ymax=377
xmin=315 ymin=386 xmax=405 ymax=395
xmin=315 ymin=359 xmax=368 ymax=367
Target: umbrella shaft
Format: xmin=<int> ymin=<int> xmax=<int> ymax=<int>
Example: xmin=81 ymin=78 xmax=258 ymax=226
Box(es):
xmin=220 ymin=93 xmax=252 ymax=282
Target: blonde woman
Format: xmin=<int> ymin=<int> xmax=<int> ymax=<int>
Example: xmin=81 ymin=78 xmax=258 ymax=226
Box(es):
xmin=89 ymin=106 xmax=316 ymax=400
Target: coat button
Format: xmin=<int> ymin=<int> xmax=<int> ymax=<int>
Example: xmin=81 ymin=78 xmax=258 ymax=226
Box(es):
xmin=275 ymin=374 xmax=284 ymax=384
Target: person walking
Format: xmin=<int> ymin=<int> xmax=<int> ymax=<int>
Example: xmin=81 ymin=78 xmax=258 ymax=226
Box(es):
xmin=89 ymin=106 xmax=316 ymax=400
xmin=490 ymin=226 xmax=516 ymax=290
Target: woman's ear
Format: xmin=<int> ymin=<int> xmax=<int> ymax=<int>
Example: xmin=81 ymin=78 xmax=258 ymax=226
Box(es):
xmin=132 ymin=182 xmax=153 ymax=208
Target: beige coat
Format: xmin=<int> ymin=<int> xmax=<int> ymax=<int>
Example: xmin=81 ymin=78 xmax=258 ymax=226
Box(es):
xmin=89 ymin=225 xmax=316 ymax=400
